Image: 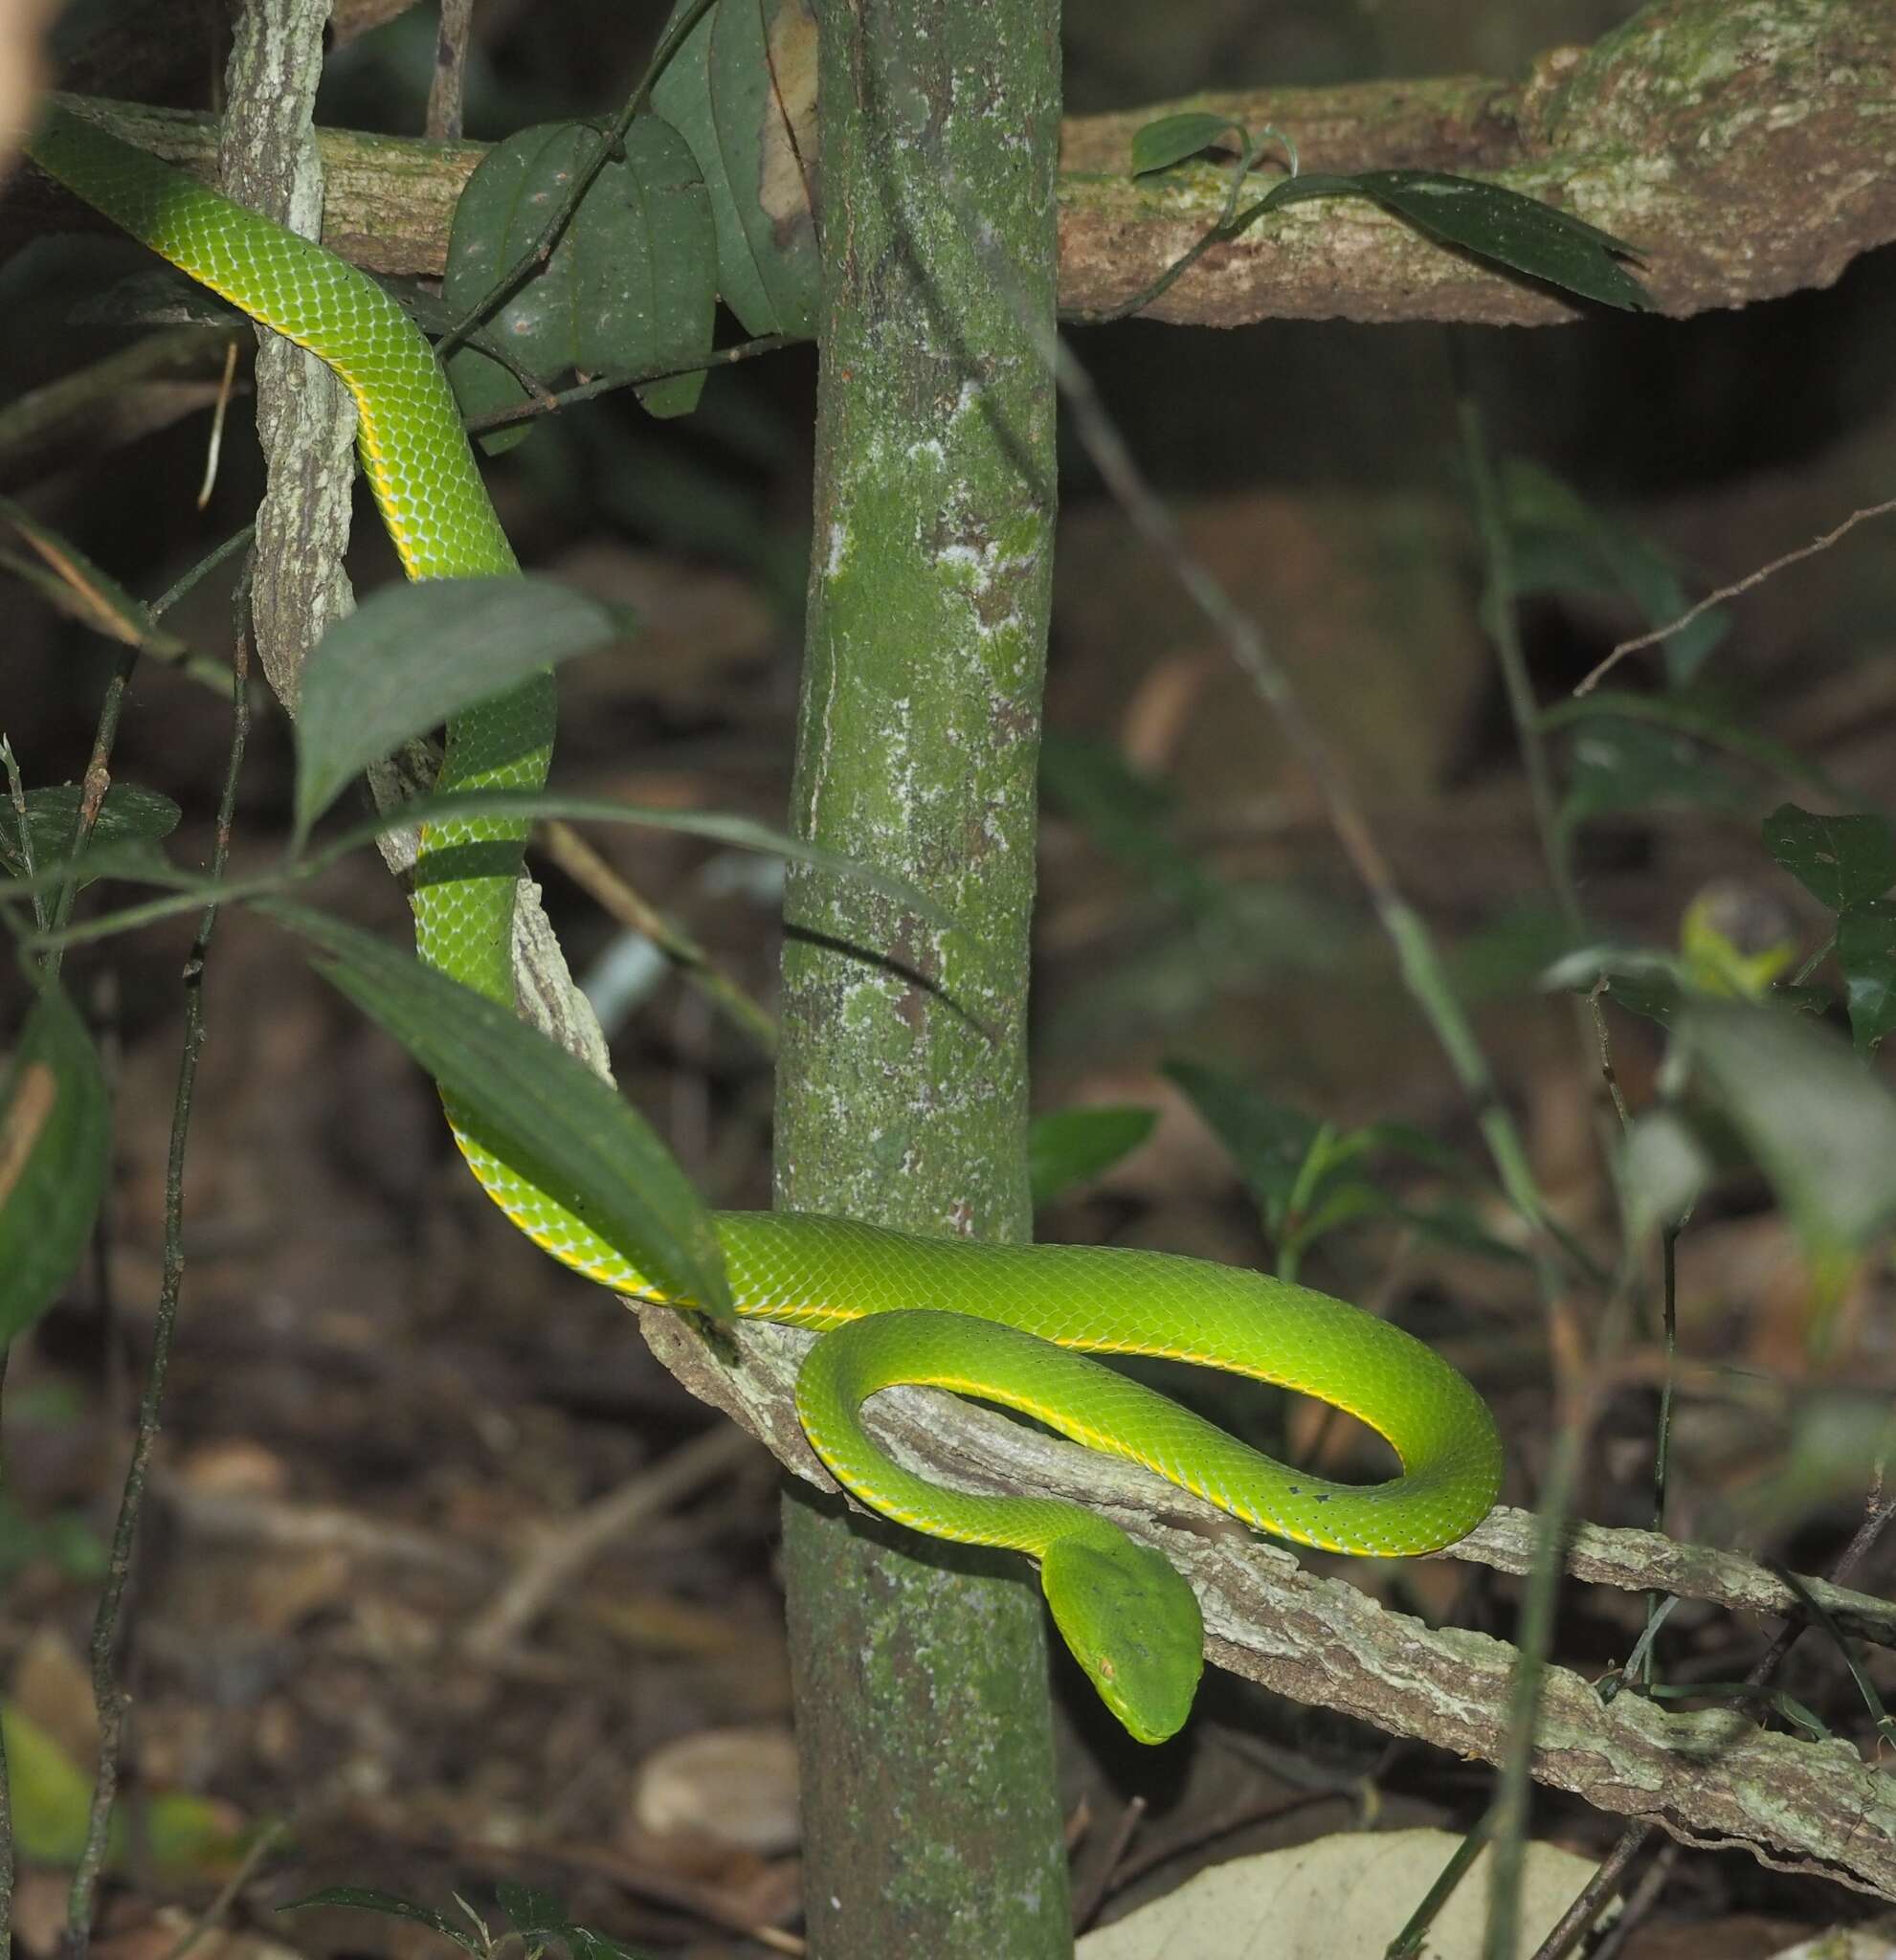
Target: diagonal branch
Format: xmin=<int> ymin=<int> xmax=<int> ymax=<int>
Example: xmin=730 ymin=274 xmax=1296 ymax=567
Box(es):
xmin=639 ymin=1307 xmax=1896 ymax=1904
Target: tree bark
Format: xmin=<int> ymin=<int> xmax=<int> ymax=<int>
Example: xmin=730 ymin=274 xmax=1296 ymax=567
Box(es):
xmin=20 ymin=0 xmax=1896 ymax=324
xmin=768 ymin=0 xmax=1070 ymax=1954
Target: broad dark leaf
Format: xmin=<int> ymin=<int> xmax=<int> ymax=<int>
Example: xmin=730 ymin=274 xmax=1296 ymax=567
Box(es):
xmin=267 ymin=905 xmax=731 ymax=1315
xmin=1027 ymin=1104 xmax=1157 ymax=1207
xmin=0 ymin=979 xmax=111 ymax=1348
xmin=1763 ymin=804 xmax=1896 ymax=915
xmin=1681 ymin=1000 xmax=1896 ymax=1256
xmin=1559 ymin=717 xmax=1751 ymax=831
xmin=0 ymin=783 xmax=181 ymax=890
xmin=293 ymin=577 xmax=620 ymax=838
xmin=651 ymin=0 xmax=819 ymax=339
xmin=445 ymin=116 xmax=718 ymax=446
xmin=496 ymin=1883 xmax=569 ymax=1939
xmin=1837 ymin=899 xmax=1896 ymax=1056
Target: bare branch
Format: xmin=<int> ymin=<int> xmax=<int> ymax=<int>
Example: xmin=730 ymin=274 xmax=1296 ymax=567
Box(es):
xmin=640 ymin=1307 xmax=1896 ymax=1903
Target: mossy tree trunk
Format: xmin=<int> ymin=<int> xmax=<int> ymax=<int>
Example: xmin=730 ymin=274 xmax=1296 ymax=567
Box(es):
xmin=772 ymin=1 xmax=1070 ymax=1954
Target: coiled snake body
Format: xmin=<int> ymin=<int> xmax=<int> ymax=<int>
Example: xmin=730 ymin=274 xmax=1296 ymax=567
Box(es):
xmin=29 ymin=104 xmax=1502 ymax=1744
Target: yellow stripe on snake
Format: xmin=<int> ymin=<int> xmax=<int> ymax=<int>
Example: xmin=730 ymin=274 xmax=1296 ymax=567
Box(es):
xmin=29 ymin=102 xmax=1502 ymax=1744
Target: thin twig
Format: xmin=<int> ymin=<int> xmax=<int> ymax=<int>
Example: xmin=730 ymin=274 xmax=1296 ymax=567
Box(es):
xmin=1 ymin=737 xmax=44 ymax=936
xmin=461 ymin=333 xmax=792 ymax=434
xmin=1585 ymin=1840 xmax=1679 ymax=1960
xmin=42 ymin=639 xmax=142 ymax=968
xmin=1574 ymin=498 xmax=1896 ymax=696
xmin=150 ymin=523 xmax=255 ymax=621
xmin=425 ymin=0 xmax=473 ymax=144
xmin=457 ymin=1424 xmax=755 ymax=1663
xmin=1528 ymin=1440 xmax=1896 ymax=1960
xmin=62 ymin=588 xmax=252 ymax=1960
xmin=540 ymin=819 xmax=778 ymax=1057
xmin=158 ymin=1819 xmax=286 ymax=1960
xmin=1047 ymin=330 xmax=1559 ymax=1247
xmin=1071 ymin=1795 xmax=1147 ymax=1934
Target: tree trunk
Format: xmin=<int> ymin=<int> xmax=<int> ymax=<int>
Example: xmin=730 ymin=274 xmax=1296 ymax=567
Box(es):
xmin=773 ymin=1 xmax=1070 ymax=1954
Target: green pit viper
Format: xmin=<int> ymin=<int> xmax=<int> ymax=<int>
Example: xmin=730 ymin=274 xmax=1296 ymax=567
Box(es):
xmin=28 ymin=101 xmax=1503 ymax=1746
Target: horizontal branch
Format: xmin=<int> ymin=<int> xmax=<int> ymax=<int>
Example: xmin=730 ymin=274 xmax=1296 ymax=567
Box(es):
xmin=14 ymin=0 xmax=1896 ymax=325
xmin=640 ymin=1308 xmax=1896 ymax=1904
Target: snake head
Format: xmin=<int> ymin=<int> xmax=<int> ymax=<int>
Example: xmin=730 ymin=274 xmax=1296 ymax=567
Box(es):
xmin=1041 ymin=1533 xmax=1203 ymax=1746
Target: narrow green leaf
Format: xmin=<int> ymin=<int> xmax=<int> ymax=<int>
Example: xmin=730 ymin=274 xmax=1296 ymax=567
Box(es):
xmin=496 ymin=1884 xmax=568 ymax=1937
xmin=1256 ymin=168 xmax=1655 ymax=312
xmin=1039 ymin=731 xmax=1222 ymax=914
xmin=1500 ymin=460 xmax=1729 ymax=686
xmin=293 ymin=577 xmax=620 ymax=839
xmin=564 ymin=1928 xmax=658 ymax=1960
xmin=444 ymin=117 xmax=719 ymax=443
xmin=1762 ymin=804 xmax=1896 ymax=914
xmin=1680 ymin=1000 xmax=1896 ymax=1256
xmin=1837 ymin=900 xmax=1896 ymax=1056
xmin=0 ymin=978 xmax=111 ymax=1348
xmin=1027 ymin=1104 xmax=1156 ymax=1207
xmin=0 ymin=783 xmax=181 ymax=890
xmin=317 ymin=787 xmax=963 ymax=937
xmin=1128 ymin=113 xmax=1251 ymax=177
xmin=263 ymin=905 xmax=731 ymax=1316
xmin=651 ymin=0 xmax=819 ymax=340
xmin=1162 ymin=1059 xmax=1317 ymax=1235
xmin=279 ymin=1890 xmax=484 ymax=1951
xmin=0 ymin=496 xmax=191 ymax=659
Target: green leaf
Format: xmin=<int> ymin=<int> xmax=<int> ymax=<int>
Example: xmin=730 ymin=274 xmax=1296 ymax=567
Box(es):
xmin=496 ymin=1883 xmax=568 ymax=1938
xmin=1027 ymin=1104 xmax=1157 ymax=1207
xmin=1618 ymin=1110 xmax=1709 ymax=1242
xmin=265 ymin=905 xmax=731 ymax=1316
xmin=1039 ymin=731 xmax=1222 ymax=914
xmin=1542 ymin=942 xmax=1686 ymax=1026
xmin=1256 ymin=169 xmax=1654 ymax=311
xmin=563 ymin=1929 xmax=657 ymax=1960
xmin=1837 ymin=899 xmax=1896 ymax=1056
xmin=0 ymin=496 xmax=193 ymax=659
xmin=651 ymin=0 xmax=819 ymax=341
xmin=1128 ymin=112 xmax=1251 ymax=177
xmin=1679 ymin=1000 xmax=1896 ymax=1257
xmin=0 ymin=979 xmax=111 ymax=1348
xmin=323 ymin=788 xmax=963 ymax=936
xmin=0 ymin=783 xmax=181 ymax=890
xmin=1762 ymin=804 xmax=1896 ymax=915
xmin=1162 ymin=1059 xmax=1317 ymax=1235
xmin=293 ymin=577 xmax=619 ymax=839
xmin=1500 ymin=461 xmax=1728 ymax=686
xmin=279 ymin=1890 xmax=484 ymax=1952
xmin=1558 ymin=717 xmax=1752 ymax=832
xmin=1540 ymin=693 xmax=1834 ymax=800
xmin=445 ymin=116 xmax=718 ymax=447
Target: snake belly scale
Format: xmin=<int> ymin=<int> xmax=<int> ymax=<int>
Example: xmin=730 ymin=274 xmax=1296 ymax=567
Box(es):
xmin=28 ymin=102 xmax=1503 ymax=1745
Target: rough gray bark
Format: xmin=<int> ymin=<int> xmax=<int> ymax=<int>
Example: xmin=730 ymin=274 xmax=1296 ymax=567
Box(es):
xmin=25 ymin=0 xmax=1896 ymax=323
xmin=641 ymin=1308 xmax=1896 ymax=1904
